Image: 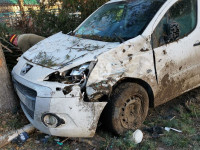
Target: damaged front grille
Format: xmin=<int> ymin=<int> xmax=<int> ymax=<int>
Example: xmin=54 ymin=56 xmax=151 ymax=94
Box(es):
xmin=21 ymin=102 xmax=35 ymax=119
xmin=13 ymin=79 xmax=37 ymax=119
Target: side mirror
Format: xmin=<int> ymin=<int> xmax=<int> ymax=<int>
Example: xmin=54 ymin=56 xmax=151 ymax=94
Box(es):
xmin=164 ymin=22 xmax=180 ymax=43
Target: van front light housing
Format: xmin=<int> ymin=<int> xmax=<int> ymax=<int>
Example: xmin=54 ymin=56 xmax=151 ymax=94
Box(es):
xmin=42 ymin=113 xmax=65 ymax=128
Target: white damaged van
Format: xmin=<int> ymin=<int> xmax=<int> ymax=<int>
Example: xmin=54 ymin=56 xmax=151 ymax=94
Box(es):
xmin=12 ymin=0 xmax=200 ymax=137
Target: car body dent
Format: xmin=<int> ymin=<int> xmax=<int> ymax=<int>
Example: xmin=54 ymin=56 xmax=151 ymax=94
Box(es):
xmin=48 ymin=96 xmax=107 ymax=137
xmin=12 ymin=31 xmax=115 ymax=137
xmin=12 ymin=70 xmax=107 ymax=137
xmin=23 ymin=32 xmax=119 ymax=70
xmin=86 ymin=35 xmax=157 ymax=101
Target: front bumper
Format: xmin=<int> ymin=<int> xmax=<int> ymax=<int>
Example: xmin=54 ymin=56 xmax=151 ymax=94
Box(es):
xmin=12 ymin=72 xmax=107 ymax=137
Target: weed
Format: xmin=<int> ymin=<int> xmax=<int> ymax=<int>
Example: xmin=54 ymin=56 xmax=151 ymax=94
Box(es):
xmin=189 ymin=103 xmax=200 ymax=118
xmin=139 ymin=140 xmax=156 ymax=150
xmin=161 ymin=131 xmax=190 ymax=148
xmin=98 ymin=131 xmax=136 ymax=150
xmin=62 ymin=145 xmax=71 ymax=150
xmin=7 ymin=116 xmax=23 ymax=129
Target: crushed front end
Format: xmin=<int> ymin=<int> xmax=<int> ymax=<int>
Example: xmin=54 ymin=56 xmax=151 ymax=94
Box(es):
xmin=12 ymin=56 xmax=107 ymax=137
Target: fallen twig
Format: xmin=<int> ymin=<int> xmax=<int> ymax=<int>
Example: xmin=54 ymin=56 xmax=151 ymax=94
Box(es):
xmin=170 ymin=116 xmax=176 ymax=121
xmin=0 ymin=37 xmax=18 ymax=49
xmin=0 ymin=43 xmax=13 ymax=53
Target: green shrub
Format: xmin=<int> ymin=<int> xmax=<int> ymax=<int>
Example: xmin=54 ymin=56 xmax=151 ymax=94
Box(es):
xmin=11 ymin=0 xmax=109 ymax=37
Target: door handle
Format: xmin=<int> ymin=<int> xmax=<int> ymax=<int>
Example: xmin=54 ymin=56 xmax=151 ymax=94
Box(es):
xmin=194 ymin=42 xmax=200 ymax=47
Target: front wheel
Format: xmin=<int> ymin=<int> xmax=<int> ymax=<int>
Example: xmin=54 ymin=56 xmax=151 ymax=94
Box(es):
xmin=109 ymin=82 xmax=149 ymax=135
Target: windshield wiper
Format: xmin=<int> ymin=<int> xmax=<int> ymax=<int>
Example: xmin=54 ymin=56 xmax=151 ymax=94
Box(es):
xmin=114 ymin=33 xmax=125 ymax=43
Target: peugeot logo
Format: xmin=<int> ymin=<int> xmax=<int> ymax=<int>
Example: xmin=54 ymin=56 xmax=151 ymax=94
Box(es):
xmin=20 ymin=64 xmax=33 ymax=75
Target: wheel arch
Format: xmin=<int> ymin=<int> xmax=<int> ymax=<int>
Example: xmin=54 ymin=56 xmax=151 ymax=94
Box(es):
xmin=112 ymin=77 xmax=155 ymax=107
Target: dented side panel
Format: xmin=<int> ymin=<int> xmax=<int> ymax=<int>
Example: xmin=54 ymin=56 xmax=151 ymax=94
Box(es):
xmin=87 ymin=0 xmax=200 ymax=107
xmin=87 ymin=36 xmax=158 ymax=101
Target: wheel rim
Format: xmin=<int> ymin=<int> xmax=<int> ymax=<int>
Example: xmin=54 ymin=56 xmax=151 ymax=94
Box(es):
xmin=120 ymin=96 xmax=142 ymax=129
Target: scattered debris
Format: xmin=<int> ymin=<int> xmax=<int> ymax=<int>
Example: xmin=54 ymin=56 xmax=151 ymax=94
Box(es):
xmin=33 ymin=51 xmax=58 ymax=68
xmin=12 ymin=132 xmax=29 ymax=146
xmin=57 ymin=138 xmax=69 ymax=146
xmin=40 ymin=135 xmax=51 ymax=144
xmin=145 ymin=126 xmax=182 ymax=138
xmin=0 ymin=124 xmax=35 ymax=149
xmin=131 ymin=129 xmax=143 ymax=144
xmin=164 ymin=127 xmax=182 ymax=133
xmin=144 ymin=126 xmax=164 ymax=138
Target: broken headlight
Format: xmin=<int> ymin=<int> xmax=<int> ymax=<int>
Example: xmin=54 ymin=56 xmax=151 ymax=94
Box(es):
xmin=69 ymin=63 xmax=90 ymax=83
xmin=44 ymin=62 xmax=95 ymax=88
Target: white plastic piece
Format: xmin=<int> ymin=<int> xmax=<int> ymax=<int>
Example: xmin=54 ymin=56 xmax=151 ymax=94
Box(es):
xmin=131 ymin=129 xmax=143 ymax=144
xmin=164 ymin=127 xmax=182 ymax=133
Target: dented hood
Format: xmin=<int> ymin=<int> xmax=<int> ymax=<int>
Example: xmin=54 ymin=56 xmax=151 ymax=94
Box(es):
xmin=23 ymin=32 xmax=119 ymax=70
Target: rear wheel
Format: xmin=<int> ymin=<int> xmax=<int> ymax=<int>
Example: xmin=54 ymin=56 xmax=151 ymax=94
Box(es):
xmin=109 ymin=82 xmax=149 ymax=135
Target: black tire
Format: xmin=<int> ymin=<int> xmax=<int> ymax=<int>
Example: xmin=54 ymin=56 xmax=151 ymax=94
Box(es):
xmin=109 ymin=82 xmax=149 ymax=135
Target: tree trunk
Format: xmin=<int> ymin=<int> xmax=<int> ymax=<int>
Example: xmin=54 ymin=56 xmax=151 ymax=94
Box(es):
xmin=18 ymin=0 xmax=25 ymax=21
xmin=0 ymin=43 xmax=17 ymax=111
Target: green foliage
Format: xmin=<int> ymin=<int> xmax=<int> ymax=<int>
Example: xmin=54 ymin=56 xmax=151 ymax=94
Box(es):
xmin=62 ymin=145 xmax=71 ymax=150
xmin=0 ymin=23 xmax=21 ymax=39
xmin=0 ymin=23 xmax=9 ymax=38
xmin=98 ymin=131 xmax=136 ymax=150
xmin=11 ymin=0 xmax=109 ymax=37
xmin=28 ymin=8 xmax=82 ymax=36
xmin=140 ymin=140 xmax=156 ymax=150
xmin=161 ymin=131 xmax=190 ymax=148
xmin=33 ymin=52 xmax=58 ymax=68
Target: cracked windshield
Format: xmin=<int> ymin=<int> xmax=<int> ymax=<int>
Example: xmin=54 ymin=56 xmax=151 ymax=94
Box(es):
xmin=75 ymin=0 xmax=166 ymax=42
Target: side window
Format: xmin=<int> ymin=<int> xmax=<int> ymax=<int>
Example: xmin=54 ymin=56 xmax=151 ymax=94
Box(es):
xmin=152 ymin=0 xmax=197 ymax=48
